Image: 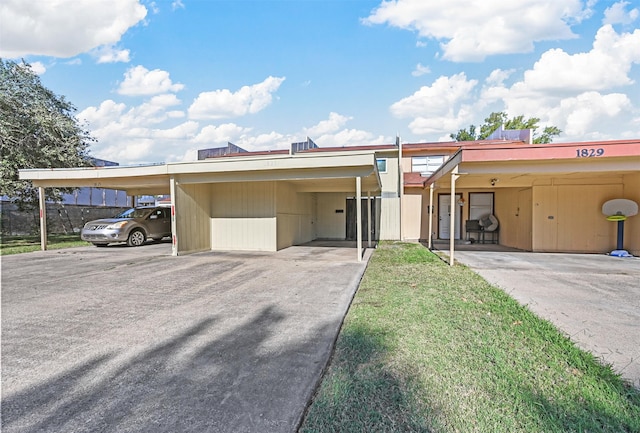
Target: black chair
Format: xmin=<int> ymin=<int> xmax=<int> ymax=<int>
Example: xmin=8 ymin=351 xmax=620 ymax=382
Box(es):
xmin=465 ymin=219 xmax=484 ymax=243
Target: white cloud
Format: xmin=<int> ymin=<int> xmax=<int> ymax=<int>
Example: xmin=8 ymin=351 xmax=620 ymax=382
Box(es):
xmin=167 ymin=110 xmax=186 ymax=119
xmin=118 ymin=65 xmax=184 ymax=96
xmin=485 ymin=69 xmax=515 ymax=87
xmin=603 ymin=1 xmax=639 ymax=25
xmin=392 ymin=23 xmax=640 ymax=139
xmin=78 ymin=100 xmax=127 ymax=127
xmin=298 ymin=112 xmax=387 ymax=147
xmin=303 ymin=112 xmax=351 ymax=136
xmin=77 ymin=94 xmax=192 ymax=164
xmin=407 ymin=114 xmax=473 ymax=136
xmin=100 ymin=139 xmax=154 ymax=163
xmin=551 ymin=92 xmax=632 ymax=137
xmin=94 ymin=45 xmax=131 ymax=63
xmin=126 ymin=94 xmax=183 ymax=124
xmin=148 ymin=94 xmax=182 ymax=108
xmin=390 ymin=73 xmax=478 ymax=119
xmin=411 ymin=63 xmax=431 ymax=77
xmin=192 ymin=123 xmax=253 ymax=144
xmin=188 ymin=76 xmax=286 ymax=120
xmin=363 ymin=0 xmax=586 ymax=61
xmin=29 ymin=61 xmax=46 ymax=75
xmin=314 ymin=129 xmax=387 ymax=147
xmin=118 ymin=65 xmax=185 ymax=96
xmin=0 ymin=0 xmax=147 ymax=58
xmin=518 ymin=25 xmax=640 ymax=93
xmin=153 ymin=121 xmax=199 ymax=139
xmin=237 ymin=132 xmax=288 ymax=150
xmin=172 ymin=0 xmax=185 ymax=11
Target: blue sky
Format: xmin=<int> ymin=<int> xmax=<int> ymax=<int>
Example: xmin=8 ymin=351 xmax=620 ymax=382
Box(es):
xmin=2 ymin=0 xmax=639 ymax=165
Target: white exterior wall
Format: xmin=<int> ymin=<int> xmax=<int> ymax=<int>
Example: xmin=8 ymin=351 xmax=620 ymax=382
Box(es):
xmin=377 ymin=154 xmax=401 ymax=240
xmin=175 ymin=182 xmax=211 ymax=254
xmin=276 ymin=181 xmax=314 ymax=249
xmin=401 ymin=190 xmax=423 ymax=240
xmin=379 ymin=197 xmax=400 ymax=240
xmin=316 ymin=193 xmax=348 ymax=239
xmin=210 ymin=181 xmax=277 ymax=251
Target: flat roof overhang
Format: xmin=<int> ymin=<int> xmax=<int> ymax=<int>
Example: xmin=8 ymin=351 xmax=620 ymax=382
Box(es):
xmin=426 ymin=140 xmax=640 ymax=189
xmin=19 ymin=150 xmax=382 ymax=195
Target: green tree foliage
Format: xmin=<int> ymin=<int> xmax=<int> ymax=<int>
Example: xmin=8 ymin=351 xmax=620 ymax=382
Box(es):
xmin=450 ymin=111 xmax=562 ymax=144
xmin=0 ymin=59 xmax=94 ymax=210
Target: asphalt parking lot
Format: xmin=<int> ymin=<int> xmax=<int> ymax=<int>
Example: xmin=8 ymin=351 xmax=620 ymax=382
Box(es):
xmin=450 ymin=249 xmax=640 ymax=388
xmin=1 ymin=242 xmax=370 ymax=433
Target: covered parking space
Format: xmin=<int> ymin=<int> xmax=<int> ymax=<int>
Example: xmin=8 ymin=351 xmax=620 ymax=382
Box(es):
xmin=20 ymin=150 xmax=382 ymax=261
xmin=424 ymin=140 xmax=640 ymax=265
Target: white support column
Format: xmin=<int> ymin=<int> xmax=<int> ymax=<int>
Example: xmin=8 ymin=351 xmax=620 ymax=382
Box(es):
xmin=356 ymin=177 xmax=362 ymax=262
xmin=428 ymin=183 xmax=434 ymax=249
xmin=449 ymin=166 xmax=460 ymax=266
xmin=398 ymin=135 xmax=404 ymax=241
xmin=169 ymin=176 xmax=178 ymax=256
xmin=38 ymin=187 xmax=47 ymax=251
xmin=367 ymin=191 xmax=372 ymax=248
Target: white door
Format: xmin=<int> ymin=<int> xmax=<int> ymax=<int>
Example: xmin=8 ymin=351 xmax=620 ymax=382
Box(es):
xmin=438 ymin=194 xmax=461 ymax=239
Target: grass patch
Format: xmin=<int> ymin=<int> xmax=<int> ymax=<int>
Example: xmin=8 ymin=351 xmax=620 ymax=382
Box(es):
xmin=0 ymin=234 xmax=90 ymax=255
xmin=300 ymin=242 xmax=640 ymax=432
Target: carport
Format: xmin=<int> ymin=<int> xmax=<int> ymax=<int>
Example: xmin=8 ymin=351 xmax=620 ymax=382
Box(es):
xmin=424 ymin=140 xmax=640 ymax=265
xmin=19 ymin=150 xmax=382 ymax=261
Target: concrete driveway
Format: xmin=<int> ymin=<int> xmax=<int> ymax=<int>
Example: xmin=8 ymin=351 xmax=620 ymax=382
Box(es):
xmin=450 ymin=249 xmax=640 ymax=388
xmin=1 ymin=242 xmax=370 ymax=433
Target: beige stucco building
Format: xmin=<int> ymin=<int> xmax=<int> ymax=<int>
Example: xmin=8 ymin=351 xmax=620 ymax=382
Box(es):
xmin=20 ymin=138 xmax=640 ymax=260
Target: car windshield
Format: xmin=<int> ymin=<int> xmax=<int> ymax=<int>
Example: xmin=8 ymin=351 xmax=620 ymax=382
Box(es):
xmin=114 ymin=208 xmax=151 ymax=219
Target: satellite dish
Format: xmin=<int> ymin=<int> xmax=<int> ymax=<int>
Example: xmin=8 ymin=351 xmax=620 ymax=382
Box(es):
xmin=601 ymin=199 xmax=638 ymax=257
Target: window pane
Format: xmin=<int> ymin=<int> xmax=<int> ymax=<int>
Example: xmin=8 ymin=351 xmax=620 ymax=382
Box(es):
xmin=412 ymin=155 xmax=445 ymax=175
xmin=376 ymin=158 xmax=387 ymax=172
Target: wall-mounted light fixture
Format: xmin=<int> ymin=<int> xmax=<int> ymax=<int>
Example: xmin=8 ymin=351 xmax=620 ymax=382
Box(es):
xmin=490 ymin=178 xmax=499 ymax=186
xmin=457 ymin=197 xmax=465 ymax=206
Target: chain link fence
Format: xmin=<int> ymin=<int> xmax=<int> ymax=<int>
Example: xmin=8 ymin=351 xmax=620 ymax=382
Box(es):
xmin=0 ymin=202 xmax=130 ymax=236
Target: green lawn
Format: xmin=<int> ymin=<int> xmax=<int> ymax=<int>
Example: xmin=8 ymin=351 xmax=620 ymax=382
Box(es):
xmin=0 ymin=234 xmax=90 ymax=255
xmin=300 ymin=242 xmax=640 ymax=433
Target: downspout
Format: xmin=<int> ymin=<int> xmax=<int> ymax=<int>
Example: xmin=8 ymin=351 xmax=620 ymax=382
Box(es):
xmin=398 ymin=135 xmax=404 ymax=240
xmin=449 ymin=166 xmax=460 ymax=266
xmin=38 ymin=187 xmax=47 ymax=251
xmin=356 ymin=176 xmax=362 ymax=262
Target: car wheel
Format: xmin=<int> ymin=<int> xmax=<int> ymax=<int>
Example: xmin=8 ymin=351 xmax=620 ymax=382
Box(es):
xmin=127 ymin=229 xmax=146 ymax=247
xmin=94 ymin=243 xmax=109 ymax=247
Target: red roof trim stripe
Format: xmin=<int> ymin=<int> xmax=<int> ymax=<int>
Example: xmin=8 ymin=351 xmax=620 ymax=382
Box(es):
xmin=461 ymin=140 xmax=640 ymax=162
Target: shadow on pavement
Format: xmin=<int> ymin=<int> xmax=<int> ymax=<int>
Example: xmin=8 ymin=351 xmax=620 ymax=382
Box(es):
xmin=2 ymin=306 xmax=333 ymax=433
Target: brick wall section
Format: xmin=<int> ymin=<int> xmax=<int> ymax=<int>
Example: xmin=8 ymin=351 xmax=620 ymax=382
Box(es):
xmin=0 ymin=203 xmax=130 ymax=236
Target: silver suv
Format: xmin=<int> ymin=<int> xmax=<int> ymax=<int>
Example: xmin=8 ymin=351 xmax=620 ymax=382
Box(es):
xmin=81 ymin=206 xmax=172 ymax=247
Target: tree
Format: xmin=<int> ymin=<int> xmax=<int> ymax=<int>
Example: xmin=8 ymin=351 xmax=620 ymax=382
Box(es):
xmin=0 ymin=59 xmax=94 ymax=210
xmin=450 ymin=111 xmax=562 ymax=144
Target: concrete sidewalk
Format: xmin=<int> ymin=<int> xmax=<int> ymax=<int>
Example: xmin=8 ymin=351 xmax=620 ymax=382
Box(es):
xmin=445 ymin=249 xmax=640 ymax=388
xmin=1 ymin=243 xmax=371 ymax=432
